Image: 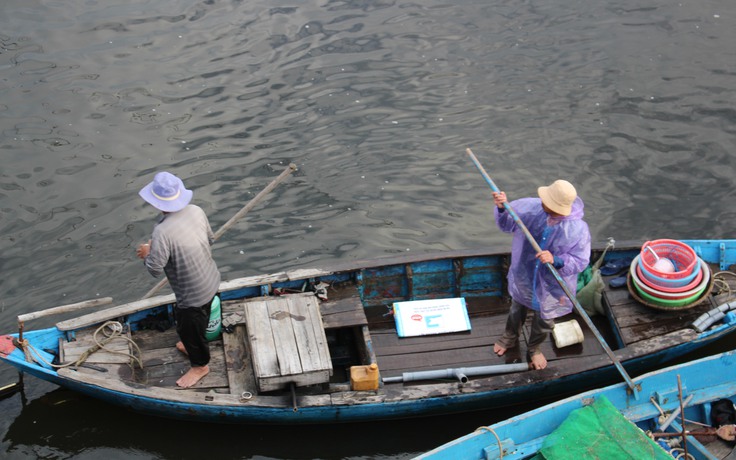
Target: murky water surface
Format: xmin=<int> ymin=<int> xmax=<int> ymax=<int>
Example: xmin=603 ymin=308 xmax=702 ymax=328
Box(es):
xmin=1 ymin=0 xmax=735 ymax=458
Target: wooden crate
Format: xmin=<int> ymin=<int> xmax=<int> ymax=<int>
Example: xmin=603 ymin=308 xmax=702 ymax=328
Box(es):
xmin=243 ymin=293 xmax=332 ymax=392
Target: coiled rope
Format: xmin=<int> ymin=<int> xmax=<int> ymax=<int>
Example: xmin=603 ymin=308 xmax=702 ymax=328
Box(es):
xmin=19 ymin=321 xmax=143 ymax=370
xmin=712 ymin=271 xmax=736 ymax=299
xmin=90 ymin=321 xmax=143 ymax=369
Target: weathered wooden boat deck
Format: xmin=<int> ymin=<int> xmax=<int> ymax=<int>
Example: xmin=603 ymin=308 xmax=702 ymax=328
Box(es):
xmin=369 ymin=260 xmax=730 ymax=380
xmin=63 ymin=260 xmax=734 ymax=395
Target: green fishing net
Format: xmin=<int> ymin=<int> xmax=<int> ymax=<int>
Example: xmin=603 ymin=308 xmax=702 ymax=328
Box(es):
xmin=529 ymin=395 xmax=671 ymax=460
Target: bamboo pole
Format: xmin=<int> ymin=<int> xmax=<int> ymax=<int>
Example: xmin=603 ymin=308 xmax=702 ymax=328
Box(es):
xmin=17 ymin=297 xmax=114 ymax=342
xmin=214 ymin=163 xmax=297 ymax=241
xmin=17 ymin=297 xmax=114 ymax=323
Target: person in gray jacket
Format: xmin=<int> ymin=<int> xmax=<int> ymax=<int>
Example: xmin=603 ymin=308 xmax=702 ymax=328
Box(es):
xmin=136 ymin=171 xmax=221 ymax=388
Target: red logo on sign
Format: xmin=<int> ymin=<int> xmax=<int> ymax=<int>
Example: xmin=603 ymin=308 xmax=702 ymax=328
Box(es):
xmin=411 ymin=314 xmax=423 ymax=321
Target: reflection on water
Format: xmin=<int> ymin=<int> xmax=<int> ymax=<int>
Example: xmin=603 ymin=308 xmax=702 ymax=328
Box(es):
xmin=1 ymin=0 xmax=735 ymax=457
xmin=1 ymin=384 xmax=529 ymax=460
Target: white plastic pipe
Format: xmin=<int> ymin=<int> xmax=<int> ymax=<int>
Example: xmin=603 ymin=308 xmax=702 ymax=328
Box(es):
xmin=382 ymin=363 xmax=529 ymax=384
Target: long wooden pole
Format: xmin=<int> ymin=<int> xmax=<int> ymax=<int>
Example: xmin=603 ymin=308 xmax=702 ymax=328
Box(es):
xmin=465 ymin=147 xmax=638 ymax=396
xmin=213 ymin=163 xmax=298 ymax=241
xmin=141 ymin=163 xmax=298 ymax=299
xmin=17 ymin=297 xmax=115 ymax=342
xmin=17 ymin=297 xmax=114 ymax=324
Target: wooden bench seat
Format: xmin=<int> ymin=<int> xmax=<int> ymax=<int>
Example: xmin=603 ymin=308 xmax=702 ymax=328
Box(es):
xmin=319 ymin=297 xmax=367 ymax=329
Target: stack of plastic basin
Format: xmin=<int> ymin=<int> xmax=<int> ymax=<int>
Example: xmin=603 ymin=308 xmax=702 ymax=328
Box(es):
xmin=628 ymin=239 xmax=711 ymax=309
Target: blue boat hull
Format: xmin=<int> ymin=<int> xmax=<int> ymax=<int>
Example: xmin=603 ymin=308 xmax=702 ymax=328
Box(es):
xmin=2 ymin=239 xmax=736 ymax=424
xmin=417 ymin=349 xmax=736 ymax=459
xmin=4 ymin=342 xmax=728 ymax=425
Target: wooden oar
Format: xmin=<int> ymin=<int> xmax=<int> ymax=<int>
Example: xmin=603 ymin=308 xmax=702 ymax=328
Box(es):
xmin=141 ymin=163 xmax=298 ymax=299
xmin=465 ymin=148 xmax=639 ymax=397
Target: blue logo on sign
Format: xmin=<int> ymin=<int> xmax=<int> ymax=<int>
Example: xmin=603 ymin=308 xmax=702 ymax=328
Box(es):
xmin=425 ymin=314 xmax=442 ymax=328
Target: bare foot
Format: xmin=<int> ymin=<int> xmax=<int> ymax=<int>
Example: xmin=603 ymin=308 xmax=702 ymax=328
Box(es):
xmin=176 ymin=341 xmax=188 ymax=355
xmin=176 ymin=365 xmax=209 ymax=388
xmin=493 ymin=343 xmax=507 ymax=356
xmin=530 ymin=352 xmax=547 ymax=370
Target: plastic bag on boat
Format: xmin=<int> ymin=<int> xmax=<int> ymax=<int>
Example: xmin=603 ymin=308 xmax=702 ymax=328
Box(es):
xmin=576 ymin=242 xmax=612 ymax=317
xmin=529 ymin=395 xmax=671 ymax=460
xmin=712 ymin=399 xmax=736 ymax=427
xmin=576 ymin=268 xmax=604 ymax=316
xmin=576 ymin=265 xmax=593 ymax=291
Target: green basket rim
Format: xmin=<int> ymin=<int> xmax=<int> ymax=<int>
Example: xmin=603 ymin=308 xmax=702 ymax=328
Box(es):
xmin=627 ymin=264 xmax=714 ymax=311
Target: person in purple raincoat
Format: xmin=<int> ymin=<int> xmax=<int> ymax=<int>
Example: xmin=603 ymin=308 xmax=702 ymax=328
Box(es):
xmin=491 ymin=180 xmax=591 ymax=370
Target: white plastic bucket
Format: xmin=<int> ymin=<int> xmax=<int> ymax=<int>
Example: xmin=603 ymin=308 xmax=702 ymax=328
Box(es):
xmin=552 ymin=319 xmax=584 ymax=348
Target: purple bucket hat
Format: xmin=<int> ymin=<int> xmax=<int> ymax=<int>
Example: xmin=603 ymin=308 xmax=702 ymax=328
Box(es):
xmin=139 ymin=172 xmax=193 ymax=212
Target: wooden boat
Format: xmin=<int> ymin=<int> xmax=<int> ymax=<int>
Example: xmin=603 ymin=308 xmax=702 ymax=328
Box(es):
xmin=2 ymin=239 xmax=736 ymax=424
xmin=416 ymin=349 xmax=736 ymax=460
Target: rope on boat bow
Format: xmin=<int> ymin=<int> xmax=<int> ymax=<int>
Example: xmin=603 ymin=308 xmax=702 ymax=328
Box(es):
xmin=88 ymin=321 xmax=144 ymax=370
xmin=18 ymin=321 xmax=143 ymax=370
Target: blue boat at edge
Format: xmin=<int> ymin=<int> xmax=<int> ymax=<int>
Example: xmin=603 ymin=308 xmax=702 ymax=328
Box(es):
xmin=416 ymin=349 xmax=736 ymax=459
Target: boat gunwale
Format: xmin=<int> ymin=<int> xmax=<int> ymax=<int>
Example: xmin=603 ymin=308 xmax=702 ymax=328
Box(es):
xmin=54 ymin=242 xmax=643 ymax=332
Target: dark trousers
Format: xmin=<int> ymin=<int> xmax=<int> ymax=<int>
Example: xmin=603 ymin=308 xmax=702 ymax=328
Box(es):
xmin=175 ymin=298 xmax=213 ymax=367
xmin=496 ymin=299 xmax=555 ymax=356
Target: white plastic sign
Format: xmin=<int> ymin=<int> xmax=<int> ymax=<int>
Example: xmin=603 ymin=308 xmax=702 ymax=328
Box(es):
xmin=393 ymin=297 xmax=471 ymax=337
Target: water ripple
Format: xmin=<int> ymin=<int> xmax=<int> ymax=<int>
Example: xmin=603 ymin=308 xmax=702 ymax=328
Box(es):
xmin=0 ymin=0 xmax=734 ymax=317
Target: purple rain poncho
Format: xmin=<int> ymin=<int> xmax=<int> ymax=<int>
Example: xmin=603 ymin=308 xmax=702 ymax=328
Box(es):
xmin=494 ymin=196 xmax=591 ymax=320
